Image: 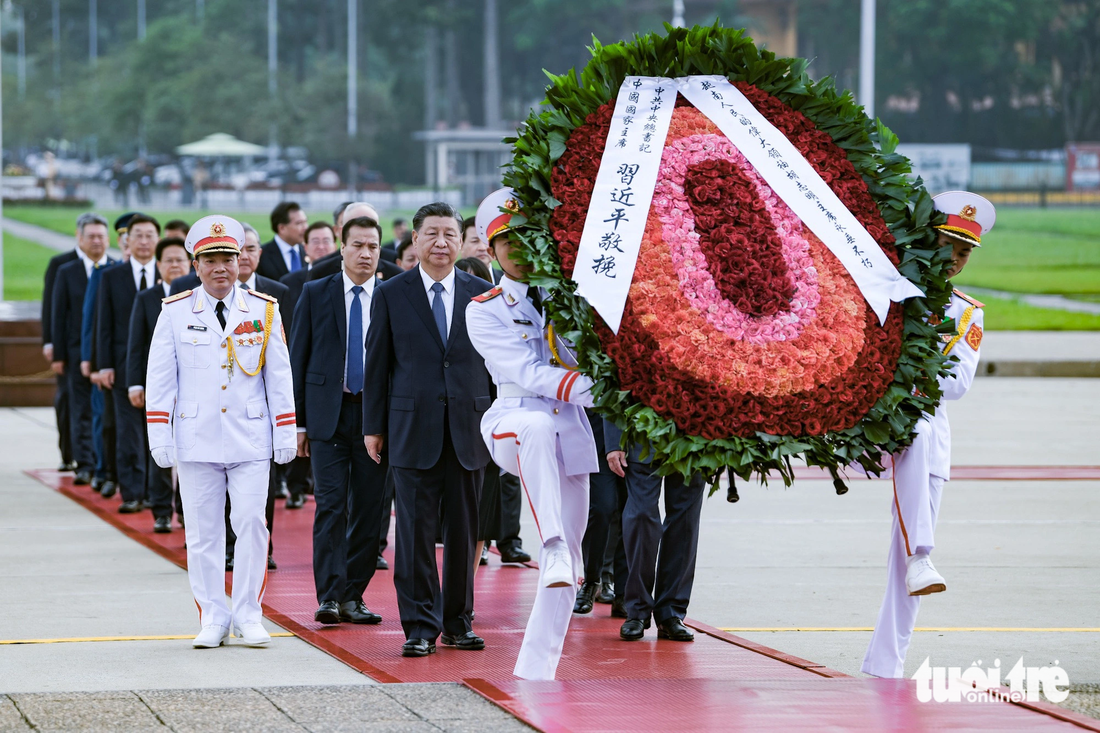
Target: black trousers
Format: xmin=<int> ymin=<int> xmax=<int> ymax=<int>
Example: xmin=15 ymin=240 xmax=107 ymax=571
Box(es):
xmin=392 ymin=431 xmax=483 ymax=640
xmin=496 ymin=472 xmax=523 ymax=551
xmin=66 ymin=363 xmax=95 ymax=473
xmin=582 ymin=421 xmax=629 ymax=585
xmin=145 ymin=457 xmax=174 ymax=520
xmin=111 ymin=387 xmax=147 ymax=503
xmin=55 ymin=374 xmax=73 ymax=465
xmin=379 ymin=467 xmax=394 ymax=551
xmin=310 ymin=399 xmax=388 ymax=604
xmin=101 ymin=385 xmax=117 ymax=482
xmin=621 ymin=458 xmax=705 ymax=624
xmin=286 ymin=454 xmax=311 ymax=499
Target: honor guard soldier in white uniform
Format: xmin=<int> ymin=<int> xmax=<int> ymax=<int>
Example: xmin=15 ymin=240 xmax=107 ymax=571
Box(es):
xmin=862 ymin=191 xmax=994 ymax=678
xmin=466 ymin=188 xmax=599 ymax=680
xmin=146 ymin=215 xmax=297 ymax=649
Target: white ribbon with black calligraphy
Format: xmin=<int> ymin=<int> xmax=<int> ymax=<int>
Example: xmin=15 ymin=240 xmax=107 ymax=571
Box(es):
xmin=572 ymin=75 xmax=922 ymax=332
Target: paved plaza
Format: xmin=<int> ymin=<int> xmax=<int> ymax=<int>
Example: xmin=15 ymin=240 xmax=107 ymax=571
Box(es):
xmin=0 ymin=376 xmax=1097 ymax=728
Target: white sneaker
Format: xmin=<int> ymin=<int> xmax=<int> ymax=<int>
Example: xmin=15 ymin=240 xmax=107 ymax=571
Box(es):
xmin=541 ymin=543 xmax=574 ymax=589
xmin=192 ymin=625 xmax=230 ymax=649
xmin=906 ymin=554 xmax=946 ymax=596
xmin=233 ymin=622 xmax=271 ymax=647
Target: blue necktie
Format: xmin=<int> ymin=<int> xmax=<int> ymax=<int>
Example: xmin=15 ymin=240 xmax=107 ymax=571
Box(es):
xmin=431 ymin=282 xmax=448 ymax=346
xmin=289 ymin=247 xmax=301 ymax=272
xmin=347 ymin=285 xmax=364 ymax=394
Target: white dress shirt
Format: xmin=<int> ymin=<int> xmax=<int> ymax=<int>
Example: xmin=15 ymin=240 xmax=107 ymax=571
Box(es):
xmin=343 ymin=272 xmax=376 ymax=392
xmin=162 ymin=281 xmax=172 ymax=297
xmin=131 ymin=257 xmax=156 ymax=291
xmin=274 ymin=234 xmax=301 ymax=272
xmin=418 ymin=265 xmax=455 ymax=335
xmin=239 ymin=273 xmax=258 ymax=291
xmin=77 ymin=249 xmax=109 ymax=279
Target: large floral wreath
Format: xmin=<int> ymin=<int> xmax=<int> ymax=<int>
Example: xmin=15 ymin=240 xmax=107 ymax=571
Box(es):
xmin=503 ymin=24 xmax=956 ymax=486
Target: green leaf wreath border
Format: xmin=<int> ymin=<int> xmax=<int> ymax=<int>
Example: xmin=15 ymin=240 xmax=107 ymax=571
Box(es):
xmin=501 ymin=21 xmax=954 ymax=489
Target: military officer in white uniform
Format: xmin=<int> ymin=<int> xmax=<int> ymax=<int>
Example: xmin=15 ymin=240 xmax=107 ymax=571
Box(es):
xmin=146 ymin=215 xmax=297 ymax=649
xmin=862 ymin=191 xmax=993 ymax=678
xmin=466 ymin=188 xmax=598 ymax=681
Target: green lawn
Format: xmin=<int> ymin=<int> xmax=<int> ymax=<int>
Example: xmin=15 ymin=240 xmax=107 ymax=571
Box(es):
xmin=3 ymin=234 xmax=57 ymax=301
xmin=979 ymin=294 xmax=1100 ymax=330
xmin=952 ymin=207 xmax=1100 ymax=295
xmin=3 ymin=205 xmax=473 ymax=248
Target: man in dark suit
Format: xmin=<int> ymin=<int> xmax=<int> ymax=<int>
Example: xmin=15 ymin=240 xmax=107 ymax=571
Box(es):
xmin=280 ymin=221 xmax=337 ymax=337
xmin=51 ymin=215 xmax=114 ymax=485
xmin=603 ymin=419 xmax=705 ymax=643
xmin=97 ymin=214 xmax=162 ymax=513
xmin=379 ymin=217 xmax=407 ymax=263
xmin=363 ymin=202 xmax=493 ymax=658
xmin=308 ymin=203 xmax=402 ymax=284
xmin=257 ymin=201 xmax=307 ymax=281
xmin=127 ymin=236 xmax=192 ymax=532
xmin=42 ymin=232 xmax=81 ymax=471
xmin=291 ymin=216 xmax=389 ymax=625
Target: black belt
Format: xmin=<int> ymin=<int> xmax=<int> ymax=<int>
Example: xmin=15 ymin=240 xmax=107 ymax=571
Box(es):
xmin=342 ymin=391 xmax=362 ymax=404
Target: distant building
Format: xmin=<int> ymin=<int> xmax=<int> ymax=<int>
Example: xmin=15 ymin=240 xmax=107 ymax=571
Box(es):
xmin=413 ymin=128 xmax=514 ymax=206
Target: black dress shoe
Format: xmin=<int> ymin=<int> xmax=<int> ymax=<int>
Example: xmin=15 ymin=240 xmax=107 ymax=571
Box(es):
xmin=440 ymin=631 xmax=485 ymax=650
xmin=376 ymin=555 xmax=389 ymax=570
xmin=479 ymin=545 xmax=489 ymax=566
xmin=74 ymin=471 xmax=92 ymax=486
xmin=118 ymin=500 xmax=142 ymax=514
xmin=339 ymin=600 xmax=381 ymax=624
xmin=267 ymin=556 xmax=278 ymax=570
xmin=275 ymin=482 xmax=289 ymax=499
xmin=611 ymin=597 xmax=628 ymax=619
xmin=499 ymin=545 xmax=532 ymax=564
xmin=285 ymin=494 xmax=305 ymax=509
xmin=620 ymin=618 xmax=649 ymax=641
xmin=402 ymin=638 xmax=436 ymax=657
xmin=657 ymin=617 xmax=695 ymax=642
xmin=314 ymin=600 xmax=341 ymax=624
xmin=100 ymin=481 xmax=118 ymax=499
xmin=153 ymin=517 xmax=172 ymax=533
xmin=91 ymin=476 xmax=104 ymax=491
xmin=573 ymin=582 xmax=597 ymax=614
xmin=596 ymin=580 xmax=615 ymax=604
xmin=225 ymin=556 xmax=234 ymax=572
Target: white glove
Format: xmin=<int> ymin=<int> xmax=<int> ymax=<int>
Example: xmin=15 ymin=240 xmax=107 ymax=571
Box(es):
xmin=152 ymin=446 xmax=176 ymax=468
xmin=572 ymin=375 xmax=596 ymax=408
xmin=274 ymin=448 xmax=296 ymax=465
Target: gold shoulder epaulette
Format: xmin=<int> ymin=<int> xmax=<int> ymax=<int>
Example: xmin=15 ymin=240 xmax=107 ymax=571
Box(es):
xmin=472 ymin=286 xmax=503 ymax=303
xmin=953 ymin=288 xmax=984 ymax=308
xmin=248 ymin=290 xmax=278 ymax=303
xmin=162 ymin=290 xmax=192 ymax=304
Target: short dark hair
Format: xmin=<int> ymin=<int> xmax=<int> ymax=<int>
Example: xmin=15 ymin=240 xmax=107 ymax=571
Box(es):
xmin=455 ymin=257 xmax=491 ymax=282
xmin=333 ymin=201 xmax=353 ymax=225
xmin=306 ymin=221 xmax=335 ymax=240
xmin=461 ymin=218 xmax=478 ymax=239
xmin=412 ymin=202 xmax=462 ymax=232
xmin=164 ymin=219 xmax=190 ymax=234
xmin=270 ymin=201 xmax=302 ymax=233
xmin=155 ymin=237 xmax=190 ymax=261
xmin=342 ymin=216 xmax=383 ymax=245
xmin=392 ymin=217 xmax=407 ymax=228
xmin=128 ymin=213 xmax=161 ymax=235
xmin=396 ymin=232 xmax=415 ymax=259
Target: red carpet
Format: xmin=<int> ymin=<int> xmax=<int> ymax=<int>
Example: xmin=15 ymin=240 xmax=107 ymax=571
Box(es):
xmin=28 ymin=468 xmax=1099 ymax=732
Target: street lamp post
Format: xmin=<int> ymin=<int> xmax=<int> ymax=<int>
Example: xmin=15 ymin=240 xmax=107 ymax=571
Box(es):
xmin=347 ymin=0 xmax=357 ymax=197
xmin=859 ymin=0 xmax=876 ymax=119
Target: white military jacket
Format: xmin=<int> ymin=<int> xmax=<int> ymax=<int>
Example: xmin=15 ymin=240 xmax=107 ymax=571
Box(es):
xmin=466 ymin=276 xmax=598 ymax=476
xmin=145 ymin=285 xmax=296 ymax=463
xmin=927 ymin=288 xmax=984 ymax=479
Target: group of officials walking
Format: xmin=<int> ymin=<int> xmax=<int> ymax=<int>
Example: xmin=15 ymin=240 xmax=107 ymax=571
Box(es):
xmin=42 ymin=187 xmax=987 ymax=680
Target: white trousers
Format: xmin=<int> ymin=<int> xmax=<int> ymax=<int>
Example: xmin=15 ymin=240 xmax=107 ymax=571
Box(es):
xmin=862 ymin=422 xmax=946 ymax=678
xmin=177 ymin=460 xmax=270 ymax=631
xmin=489 ymin=411 xmax=589 ymax=680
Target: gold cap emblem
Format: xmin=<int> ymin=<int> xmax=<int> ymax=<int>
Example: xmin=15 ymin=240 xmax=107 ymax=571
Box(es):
xmin=959 ymin=205 xmax=977 ymax=221
xmin=504 ymin=198 xmax=520 ymax=213
xmin=210 ymin=221 xmax=226 ymax=237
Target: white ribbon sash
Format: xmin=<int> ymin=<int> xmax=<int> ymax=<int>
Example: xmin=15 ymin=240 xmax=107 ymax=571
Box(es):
xmin=571 ymin=75 xmax=922 ymax=332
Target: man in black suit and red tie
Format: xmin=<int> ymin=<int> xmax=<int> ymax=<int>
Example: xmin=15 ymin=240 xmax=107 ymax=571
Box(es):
xmin=363 ymin=202 xmax=493 ymax=658
xmin=290 ymin=215 xmax=389 ymax=626
xmin=127 ymin=236 xmax=193 ymax=532
xmin=257 ymin=201 xmax=307 ymax=281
